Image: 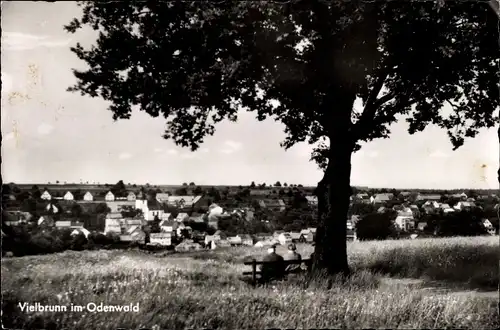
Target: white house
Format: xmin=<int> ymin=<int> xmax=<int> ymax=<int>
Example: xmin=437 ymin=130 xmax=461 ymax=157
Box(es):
xmin=205 ymin=234 xmax=222 ymax=246
xmin=176 ymin=223 xmax=193 ymax=237
xmin=440 ymin=204 xmax=455 ymax=213
xmin=160 ymin=220 xmax=179 ymax=233
xmin=105 ymin=191 xmax=115 ymax=201
xmin=227 ymin=236 xmax=243 ymax=246
xmin=71 ymin=228 xmax=90 ymax=238
xmin=454 ymin=201 xmax=476 ymax=210
xmin=237 ymin=234 xmax=254 ymax=246
xmin=277 ymin=232 xmax=292 ymax=245
xmin=135 ymin=198 xmax=149 ymax=215
xmin=104 ymin=218 xmax=122 ymax=234
xmin=305 ymin=195 xmax=318 ymax=207
xmin=208 ymin=204 xmax=224 ymax=224
xmin=146 ymin=209 xmax=164 ymax=221
xmin=423 ymin=201 xmax=440 ymax=209
xmin=127 ymin=192 xmax=136 ymax=201
xmin=41 ymin=190 xmax=52 ymax=200
xmin=63 ymin=191 xmax=74 ymax=201
xmin=395 ymin=216 xmax=415 ymax=232
xmin=150 ymin=232 xmax=172 ymax=246
xmin=166 ymin=195 xmax=202 ymax=208
xmin=155 ymin=193 xmax=170 ymax=203
xmin=175 ymin=213 xmax=190 ymax=223
xmin=45 ymin=203 xmax=60 ymax=214
xmin=371 ymin=193 xmax=393 ymax=204
xmin=83 ymin=191 xmax=93 ymax=201
xmin=55 ymin=221 xmax=72 ymax=228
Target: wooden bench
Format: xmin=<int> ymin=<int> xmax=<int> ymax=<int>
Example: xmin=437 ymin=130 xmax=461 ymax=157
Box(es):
xmin=243 ymin=258 xmax=312 ymax=287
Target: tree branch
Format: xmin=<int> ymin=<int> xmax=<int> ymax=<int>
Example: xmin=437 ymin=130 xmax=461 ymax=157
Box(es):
xmin=352 ymin=66 xmax=394 ymax=141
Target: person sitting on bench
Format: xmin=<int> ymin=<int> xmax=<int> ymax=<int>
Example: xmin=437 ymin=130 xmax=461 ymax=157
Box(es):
xmin=259 ymin=243 xmax=285 ymax=283
xmin=283 ymin=243 xmax=302 ymax=273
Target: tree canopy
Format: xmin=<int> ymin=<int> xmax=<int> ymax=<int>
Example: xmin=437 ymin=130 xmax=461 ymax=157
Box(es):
xmin=65 ymin=0 xmax=498 ymax=275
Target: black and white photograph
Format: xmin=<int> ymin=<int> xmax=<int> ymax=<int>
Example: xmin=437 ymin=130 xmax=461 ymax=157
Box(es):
xmin=1 ymin=0 xmax=499 ymax=329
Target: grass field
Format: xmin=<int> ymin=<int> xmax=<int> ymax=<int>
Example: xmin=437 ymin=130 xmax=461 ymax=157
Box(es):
xmin=2 ymin=236 xmax=499 ymax=329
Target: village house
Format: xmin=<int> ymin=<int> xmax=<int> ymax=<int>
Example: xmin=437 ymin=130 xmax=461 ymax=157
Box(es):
xmin=454 ymin=201 xmax=476 ymax=210
xmin=399 ymin=191 xmax=412 ymax=199
xmin=106 ymin=212 xmax=123 ymax=219
xmin=175 ymin=241 xmax=203 ymax=252
xmin=45 ymin=203 xmax=60 ymax=214
xmin=423 ymin=201 xmax=440 ymax=209
xmin=249 ymin=189 xmax=271 ymax=197
xmin=213 ymin=230 xmax=227 ymax=241
xmin=4 ymin=211 xmax=32 ymax=226
xmin=71 ymin=228 xmax=91 ymax=238
xmin=127 ymin=192 xmax=136 ymax=201
xmin=83 ymin=191 xmax=94 ymax=201
xmin=159 ymin=220 xmax=179 ymax=233
xmin=204 ymin=234 xmax=219 ymax=246
xmin=123 ymin=218 xmax=144 ymax=227
xmin=175 ymin=213 xmax=190 ymax=223
xmin=150 ymin=232 xmax=172 ymax=246
xmin=208 ymin=218 xmax=219 ymax=230
xmin=254 ymin=240 xmax=275 ymax=248
xmin=176 ymin=223 xmax=193 ymax=237
xmin=440 ymin=203 xmax=455 ymax=213
xmin=212 ymin=239 xmax=232 ymax=249
xmin=300 ymin=229 xmax=315 ymax=243
xmin=144 ymin=199 xmax=164 ymax=221
xmin=255 ymin=233 xmax=274 ymax=242
xmin=155 ymin=193 xmax=170 ymax=204
xmin=289 ymin=232 xmax=302 ymax=243
xmin=227 ymin=236 xmax=243 ymax=246
xmin=482 ymin=219 xmax=496 ymax=235
xmin=417 ymin=194 xmax=441 ymax=202
xmin=41 ymin=190 xmax=52 ymax=200
xmin=63 ymin=191 xmax=74 ymax=201
xmin=37 ymin=215 xmax=55 ymax=227
xmin=397 ymin=207 xmax=414 ymax=217
xmin=451 ymin=192 xmax=468 ymax=200
xmin=146 ymin=208 xmax=164 ymax=221
xmin=189 ymin=214 xmax=205 ymax=223
xmin=105 ymin=191 xmax=115 ymax=201
xmin=371 ymin=193 xmax=393 ymax=204
xmin=395 ymin=215 xmax=415 ymax=232
xmin=305 ymin=195 xmax=319 ymax=207
xmin=259 ymin=199 xmax=286 ymax=212
xmin=106 ymin=200 xmax=136 ymax=213
xmin=277 ymin=232 xmax=292 ymax=245
xmin=417 ymin=222 xmax=428 ymax=231
xmin=355 ymin=193 xmax=371 ymax=204
xmin=166 ymin=195 xmax=202 ymax=208
xmin=237 ymin=234 xmax=254 ymax=246
xmin=55 ymin=220 xmax=72 ymax=228
xmin=161 ymin=213 xmax=174 ymax=221
xmin=104 ymin=218 xmax=122 ymax=234
xmin=125 ymin=225 xmax=145 ymax=240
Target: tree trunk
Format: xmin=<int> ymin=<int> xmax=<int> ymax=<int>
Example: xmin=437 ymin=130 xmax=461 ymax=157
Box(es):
xmin=312 ymin=94 xmax=356 ymax=277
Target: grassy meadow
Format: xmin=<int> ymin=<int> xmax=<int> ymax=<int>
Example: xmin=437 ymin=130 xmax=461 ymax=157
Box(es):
xmin=2 ymin=236 xmax=499 ymax=329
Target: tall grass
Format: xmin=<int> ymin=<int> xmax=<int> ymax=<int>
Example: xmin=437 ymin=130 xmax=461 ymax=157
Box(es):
xmin=2 ymin=236 xmax=498 ymax=329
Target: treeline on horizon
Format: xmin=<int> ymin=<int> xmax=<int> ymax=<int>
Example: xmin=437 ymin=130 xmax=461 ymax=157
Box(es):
xmin=6 ymin=182 xmax=500 ymax=195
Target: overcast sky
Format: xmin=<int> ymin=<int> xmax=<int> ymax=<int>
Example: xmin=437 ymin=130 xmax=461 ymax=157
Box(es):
xmin=1 ymin=1 xmax=498 ymax=189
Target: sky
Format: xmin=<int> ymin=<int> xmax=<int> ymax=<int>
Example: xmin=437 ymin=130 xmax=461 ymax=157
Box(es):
xmin=1 ymin=1 xmax=498 ymax=189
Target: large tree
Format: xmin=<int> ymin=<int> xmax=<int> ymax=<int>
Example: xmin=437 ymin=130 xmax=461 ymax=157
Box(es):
xmin=65 ymin=1 xmax=498 ymax=275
